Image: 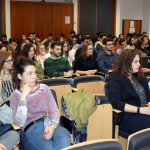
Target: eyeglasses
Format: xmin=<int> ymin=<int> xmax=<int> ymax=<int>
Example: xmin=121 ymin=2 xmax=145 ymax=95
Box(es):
xmin=5 ymin=59 xmax=14 ymax=64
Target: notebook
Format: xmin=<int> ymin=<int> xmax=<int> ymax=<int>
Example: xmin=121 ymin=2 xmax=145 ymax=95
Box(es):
xmin=141 ymin=56 xmax=150 ymax=69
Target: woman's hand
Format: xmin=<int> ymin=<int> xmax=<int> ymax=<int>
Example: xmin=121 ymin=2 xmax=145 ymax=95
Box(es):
xmin=86 ymin=70 xmax=97 ymax=75
xmin=20 ymin=83 xmax=34 ymax=100
xmin=44 ymin=124 xmax=56 ymax=140
xmin=0 ymin=144 xmax=7 ymax=150
xmin=139 ymin=107 xmax=150 ymax=115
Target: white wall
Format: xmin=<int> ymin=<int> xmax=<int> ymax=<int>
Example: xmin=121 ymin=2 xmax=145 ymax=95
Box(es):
xmin=142 ymin=0 xmax=150 ymax=37
xmin=5 ymin=0 xmax=10 ymax=39
xmin=116 ymin=0 xmax=143 ymax=36
xmin=116 ymin=0 xmax=150 ymax=37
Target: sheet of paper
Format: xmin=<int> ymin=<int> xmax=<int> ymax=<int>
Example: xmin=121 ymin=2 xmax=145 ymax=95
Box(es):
xmin=130 ymin=21 xmax=134 ymax=27
xmin=65 ymin=16 xmax=70 ymax=24
xmin=129 ymin=27 xmax=135 ymax=33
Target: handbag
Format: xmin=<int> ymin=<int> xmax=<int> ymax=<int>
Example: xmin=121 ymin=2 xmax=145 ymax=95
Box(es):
xmin=0 ymin=104 xmax=14 ymax=124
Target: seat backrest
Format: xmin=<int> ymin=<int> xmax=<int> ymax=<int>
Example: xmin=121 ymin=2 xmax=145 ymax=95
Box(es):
xmin=62 ymin=139 xmax=122 ymax=150
xmin=40 ymin=78 xmax=72 ymax=115
xmin=127 ymin=128 xmax=150 ymax=150
xmin=74 ymin=75 xmax=105 ymax=95
xmin=87 ymin=103 xmax=113 ymax=140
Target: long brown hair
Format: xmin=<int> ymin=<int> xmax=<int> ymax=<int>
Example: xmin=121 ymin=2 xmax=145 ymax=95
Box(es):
xmin=113 ymin=49 xmax=144 ymax=78
xmin=79 ymin=43 xmax=93 ymax=59
xmin=0 ymin=51 xmax=12 ymax=73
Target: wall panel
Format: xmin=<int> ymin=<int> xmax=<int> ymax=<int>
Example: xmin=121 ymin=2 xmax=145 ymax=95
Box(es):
xmin=10 ymin=1 xmax=73 ymax=39
xmin=1 ymin=0 xmax=6 ymax=34
xmin=80 ymin=0 xmax=96 ymax=36
xmin=97 ymin=0 xmax=114 ymax=34
xmin=79 ymin=0 xmax=116 ymax=37
xmin=52 ymin=3 xmax=74 ymax=39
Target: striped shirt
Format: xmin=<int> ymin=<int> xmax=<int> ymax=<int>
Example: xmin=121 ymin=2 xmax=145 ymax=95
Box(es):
xmin=0 ymin=74 xmax=14 ymax=106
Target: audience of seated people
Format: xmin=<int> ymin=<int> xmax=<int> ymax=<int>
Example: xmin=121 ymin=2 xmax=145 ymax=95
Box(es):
xmin=1 ymin=31 xmax=150 ymax=149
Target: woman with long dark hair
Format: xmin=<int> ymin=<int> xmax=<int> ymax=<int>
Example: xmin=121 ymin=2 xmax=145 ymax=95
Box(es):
xmin=10 ymin=57 xmax=70 ymax=150
xmin=73 ymin=43 xmax=98 ymax=75
xmin=106 ymin=49 xmax=150 ymax=134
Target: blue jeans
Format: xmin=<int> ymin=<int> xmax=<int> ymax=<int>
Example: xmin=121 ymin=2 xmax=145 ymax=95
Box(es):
xmin=23 ymin=120 xmax=70 ymax=150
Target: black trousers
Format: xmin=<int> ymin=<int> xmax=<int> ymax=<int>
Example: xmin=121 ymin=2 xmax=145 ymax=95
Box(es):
xmin=119 ymin=113 xmax=150 ymax=134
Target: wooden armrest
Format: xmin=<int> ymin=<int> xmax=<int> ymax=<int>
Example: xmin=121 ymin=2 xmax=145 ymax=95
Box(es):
xmin=113 ymin=109 xmax=121 ymax=114
xmin=92 ymin=94 xmax=105 ymax=96
xmin=73 ymin=73 xmax=80 ymax=77
xmin=72 ymin=87 xmax=78 ymax=92
xmin=12 ymin=123 xmax=20 ymax=130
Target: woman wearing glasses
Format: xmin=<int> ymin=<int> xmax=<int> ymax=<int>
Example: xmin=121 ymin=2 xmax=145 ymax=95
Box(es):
xmin=0 ymin=51 xmax=14 ymax=106
xmin=0 ymin=51 xmax=20 ymax=150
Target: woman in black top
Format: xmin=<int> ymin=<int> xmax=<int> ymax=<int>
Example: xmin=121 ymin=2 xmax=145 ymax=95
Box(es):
xmin=73 ymin=43 xmax=98 ymax=75
xmin=106 ymin=49 xmax=150 ymax=134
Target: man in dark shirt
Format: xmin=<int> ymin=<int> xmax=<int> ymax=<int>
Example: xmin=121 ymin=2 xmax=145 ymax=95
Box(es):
xmin=97 ymin=38 xmax=117 ymax=73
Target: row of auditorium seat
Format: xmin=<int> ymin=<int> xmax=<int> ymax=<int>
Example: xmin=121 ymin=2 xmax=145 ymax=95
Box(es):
xmin=39 ymin=75 xmax=150 ymax=150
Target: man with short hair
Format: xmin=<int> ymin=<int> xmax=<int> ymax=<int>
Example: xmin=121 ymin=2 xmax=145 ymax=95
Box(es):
xmin=97 ymin=38 xmax=117 ymax=73
xmin=44 ymin=41 xmax=73 ymax=78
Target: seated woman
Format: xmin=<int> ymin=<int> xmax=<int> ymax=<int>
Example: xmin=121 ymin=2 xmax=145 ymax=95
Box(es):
xmin=73 ymin=43 xmax=98 ymax=75
xmin=61 ymin=41 xmax=70 ymax=60
xmin=0 ymin=51 xmax=14 ymax=106
xmin=10 ymin=57 xmax=70 ymax=150
xmin=35 ymin=42 xmax=47 ymax=69
xmin=0 ymin=130 xmax=20 ymax=150
xmin=22 ymin=43 xmax=45 ymax=79
xmin=106 ymin=49 xmax=150 ymax=134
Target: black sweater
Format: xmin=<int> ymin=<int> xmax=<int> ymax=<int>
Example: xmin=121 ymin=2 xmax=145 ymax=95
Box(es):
xmin=106 ymin=72 xmax=150 ymax=111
